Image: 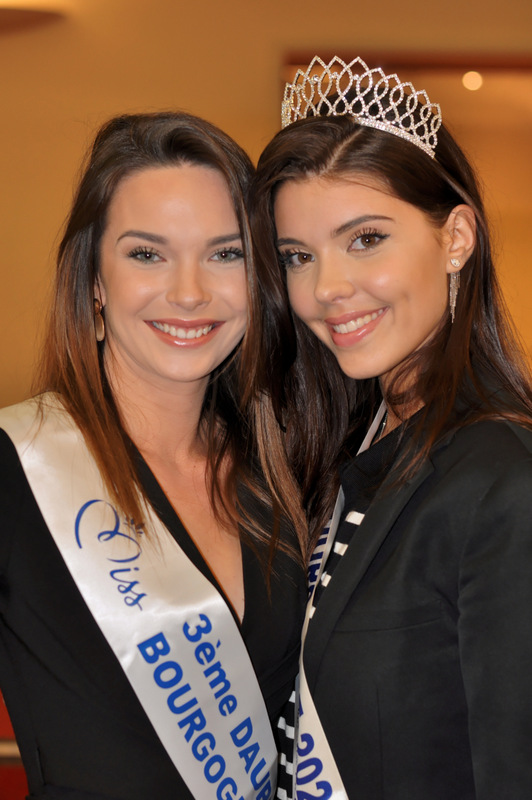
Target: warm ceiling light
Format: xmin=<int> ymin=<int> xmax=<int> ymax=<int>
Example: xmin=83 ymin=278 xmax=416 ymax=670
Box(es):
xmin=0 ymin=0 xmax=69 ymax=29
xmin=0 ymin=0 xmax=69 ymax=9
xmin=462 ymin=71 xmax=483 ymax=91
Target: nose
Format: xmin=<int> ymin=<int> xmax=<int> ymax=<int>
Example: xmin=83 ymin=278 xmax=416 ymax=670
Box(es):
xmin=165 ymin=260 xmax=210 ymax=310
xmin=313 ymin=256 xmax=356 ymax=305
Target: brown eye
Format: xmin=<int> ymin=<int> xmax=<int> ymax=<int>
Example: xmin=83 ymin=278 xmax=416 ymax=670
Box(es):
xmin=282 ymin=250 xmax=315 ymax=269
xmin=349 ymin=229 xmax=388 ymax=252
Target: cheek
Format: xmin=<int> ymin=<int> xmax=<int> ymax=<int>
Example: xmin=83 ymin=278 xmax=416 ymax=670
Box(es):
xmin=416 ymin=262 xmax=449 ymax=309
xmin=223 ymin=272 xmax=248 ymax=315
xmin=386 ymin=251 xmax=448 ymax=309
xmin=286 ymin=274 xmax=312 ymax=319
xmin=107 ymin=272 xmax=159 ymax=310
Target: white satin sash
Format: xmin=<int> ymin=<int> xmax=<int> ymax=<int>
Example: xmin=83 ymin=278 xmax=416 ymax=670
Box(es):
xmin=293 ymin=402 xmax=386 ymax=799
xmin=0 ymin=395 xmax=276 ymax=800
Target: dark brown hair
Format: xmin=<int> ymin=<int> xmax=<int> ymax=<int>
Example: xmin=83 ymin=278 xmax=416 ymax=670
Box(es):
xmin=36 ymin=111 xmax=304 ymax=558
xmin=249 ymin=114 xmax=532 ymax=548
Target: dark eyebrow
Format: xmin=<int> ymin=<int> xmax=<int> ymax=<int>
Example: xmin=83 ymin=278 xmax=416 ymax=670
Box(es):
xmin=116 ymin=231 xmax=242 ymax=247
xmin=277 ymin=237 xmax=305 ymax=247
xmin=277 ymin=215 xmax=393 ymax=248
xmin=332 ymin=215 xmax=393 ymax=238
xmin=206 ymin=233 xmax=242 ymax=247
xmin=117 ymin=230 xmax=168 ymax=245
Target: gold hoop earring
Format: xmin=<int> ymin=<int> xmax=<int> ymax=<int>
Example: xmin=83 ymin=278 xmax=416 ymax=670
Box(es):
xmin=93 ymin=298 xmax=105 ymax=342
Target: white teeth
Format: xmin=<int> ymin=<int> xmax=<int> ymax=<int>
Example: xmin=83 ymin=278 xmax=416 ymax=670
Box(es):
xmin=332 ymin=308 xmax=384 ymax=334
xmin=152 ymin=321 xmax=214 ymax=339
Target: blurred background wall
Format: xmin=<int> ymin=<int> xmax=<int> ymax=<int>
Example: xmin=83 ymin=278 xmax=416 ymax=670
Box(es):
xmin=1 ymin=0 xmax=531 ymax=407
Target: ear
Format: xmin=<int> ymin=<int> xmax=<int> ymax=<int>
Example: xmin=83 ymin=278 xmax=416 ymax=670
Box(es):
xmin=444 ymin=204 xmax=476 ymax=274
xmin=94 ymin=277 xmax=106 ymax=307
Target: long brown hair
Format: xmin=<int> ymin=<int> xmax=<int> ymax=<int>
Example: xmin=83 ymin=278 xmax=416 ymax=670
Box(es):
xmin=35 ymin=111 xmax=305 ymax=558
xmin=249 ymin=114 xmax=532 ymax=548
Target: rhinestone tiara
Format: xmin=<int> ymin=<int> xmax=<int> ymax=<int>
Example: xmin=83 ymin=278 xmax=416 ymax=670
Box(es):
xmin=281 ymin=56 xmax=442 ymax=158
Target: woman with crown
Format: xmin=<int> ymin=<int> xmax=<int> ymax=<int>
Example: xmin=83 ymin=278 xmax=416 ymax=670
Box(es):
xmin=249 ymin=57 xmax=532 ymax=798
xmin=0 ymin=112 xmax=307 ymax=799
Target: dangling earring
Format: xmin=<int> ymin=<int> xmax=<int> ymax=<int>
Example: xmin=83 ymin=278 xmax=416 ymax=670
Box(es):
xmin=93 ymin=298 xmax=105 ymax=342
xmin=449 ymin=259 xmax=461 ymax=323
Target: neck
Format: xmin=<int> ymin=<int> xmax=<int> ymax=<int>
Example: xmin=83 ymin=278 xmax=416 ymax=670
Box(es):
xmin=380 ymin=406 xmax=401 ymax=437
xmin=377 ymin=383 xmax=418 ymax=440
xmin=104 ymin=353 xmax=209 ymax=465
xmin=379 ymin=398 xmax=424 ymax=439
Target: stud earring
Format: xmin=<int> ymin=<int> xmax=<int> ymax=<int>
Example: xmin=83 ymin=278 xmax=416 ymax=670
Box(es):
xmin=449 ymin=261 xmax=461 ymax=324
xmin=93 ymin=298 xmax=105 ymax=342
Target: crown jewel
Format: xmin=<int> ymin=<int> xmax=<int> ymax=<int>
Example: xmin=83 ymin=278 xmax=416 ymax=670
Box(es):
xmin=281 ymin=56 xmax=442 ymax=158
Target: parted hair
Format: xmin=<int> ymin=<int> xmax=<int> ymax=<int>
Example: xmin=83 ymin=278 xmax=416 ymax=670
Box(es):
xmin=35 ymin=111 xmax=305 ymax=558
xmin=248 ymin=114 xmax=532 ymax=549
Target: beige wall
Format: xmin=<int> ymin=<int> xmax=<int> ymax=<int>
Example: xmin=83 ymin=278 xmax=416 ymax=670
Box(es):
xmin=1 ymin=0 xmax=531 ymax=406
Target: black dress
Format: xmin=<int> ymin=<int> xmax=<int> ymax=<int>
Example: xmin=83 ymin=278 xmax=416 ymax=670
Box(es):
xmin=0 ymin=429 xmax=306 ymax=800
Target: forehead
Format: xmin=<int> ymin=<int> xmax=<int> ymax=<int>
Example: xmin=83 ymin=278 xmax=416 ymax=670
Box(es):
xmin=276 ymin=170 xmax=395 ymax=204
xmin=274 ymin=172 xmax=396 ymax=218
xmin=112 ymin=163 xmax=231 ymax=203
xmin=273 ymin=172 xmax=443 ymax=242
xmin=104 ymin=164 xmax=237 ymax=229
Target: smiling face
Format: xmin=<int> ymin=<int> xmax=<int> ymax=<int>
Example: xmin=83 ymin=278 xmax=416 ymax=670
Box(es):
xmin=275 ymin=174 xmax=457 ymax=390
xmin=97 ymin=164 xmax=248 ymax=395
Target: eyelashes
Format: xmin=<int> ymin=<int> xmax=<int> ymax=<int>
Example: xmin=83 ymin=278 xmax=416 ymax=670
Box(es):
xmin=279 ymin=227 xmax=390 ymax=269
xmin=127 ymin=246 xmax=162 ymax=264
xmin=279 ymin=249 xmax=314 ymax=270
xmin=348 ymin=228 xmax=389 ymax=251
xmin=126 ymin=245 xmax=244 ymax=265
xmin=210 ymin=246 xmax=245 ymax=263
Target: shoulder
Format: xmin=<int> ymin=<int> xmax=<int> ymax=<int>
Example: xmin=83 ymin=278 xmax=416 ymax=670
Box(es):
xmin=0 ymin=427 xmax=24 ymax=472
xmin=0 ymin=395 xmax=45 ymax=446
xmin=0 ymin=396 xmax=61 ymax=553
xmin=414 ymin=420 xmax=532 ymax=538
xmin=433 ymin=419 xmax=532 ymax=477
xmin=0 ymin=415 xmax=36 ymax=501
xmin=0 ymin=397 xmax=35 ymax=482
xmin=0 ymin=428 xmax=34 ymax=568
xmin=384 ymin=419 xmax=532 ymax=529
xmin=0 ymin=395 xmax=76 ymax=465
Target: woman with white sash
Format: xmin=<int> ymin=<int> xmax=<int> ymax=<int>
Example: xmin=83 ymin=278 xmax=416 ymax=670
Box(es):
xmin=249 ymin=58 xmax=532 ymax=798
xmin=0 ymin=112 xmax=306 ymax=800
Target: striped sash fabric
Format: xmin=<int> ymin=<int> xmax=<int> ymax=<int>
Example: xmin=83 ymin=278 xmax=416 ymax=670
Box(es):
xmin=276 ymin=415 xmax=405 ymax=799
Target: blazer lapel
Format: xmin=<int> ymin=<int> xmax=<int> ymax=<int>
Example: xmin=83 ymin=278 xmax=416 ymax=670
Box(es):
xmin=303 ymin=456 xmax=435 ymax=689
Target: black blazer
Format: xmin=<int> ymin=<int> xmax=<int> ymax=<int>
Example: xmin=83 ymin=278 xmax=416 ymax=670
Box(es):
xmin=304 ymin=420 xmax=532 ymax=800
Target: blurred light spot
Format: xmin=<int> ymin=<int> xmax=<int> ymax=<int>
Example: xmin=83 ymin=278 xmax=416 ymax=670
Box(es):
xmin=462 ymin=71 xmax=483 ymax=91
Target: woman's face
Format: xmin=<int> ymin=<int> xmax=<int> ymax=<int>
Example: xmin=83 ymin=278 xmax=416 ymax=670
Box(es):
xmin=274 ymin=174 xmax=454 ymax=389
xmin=98 ymin=164 xmax=248 ymax=394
